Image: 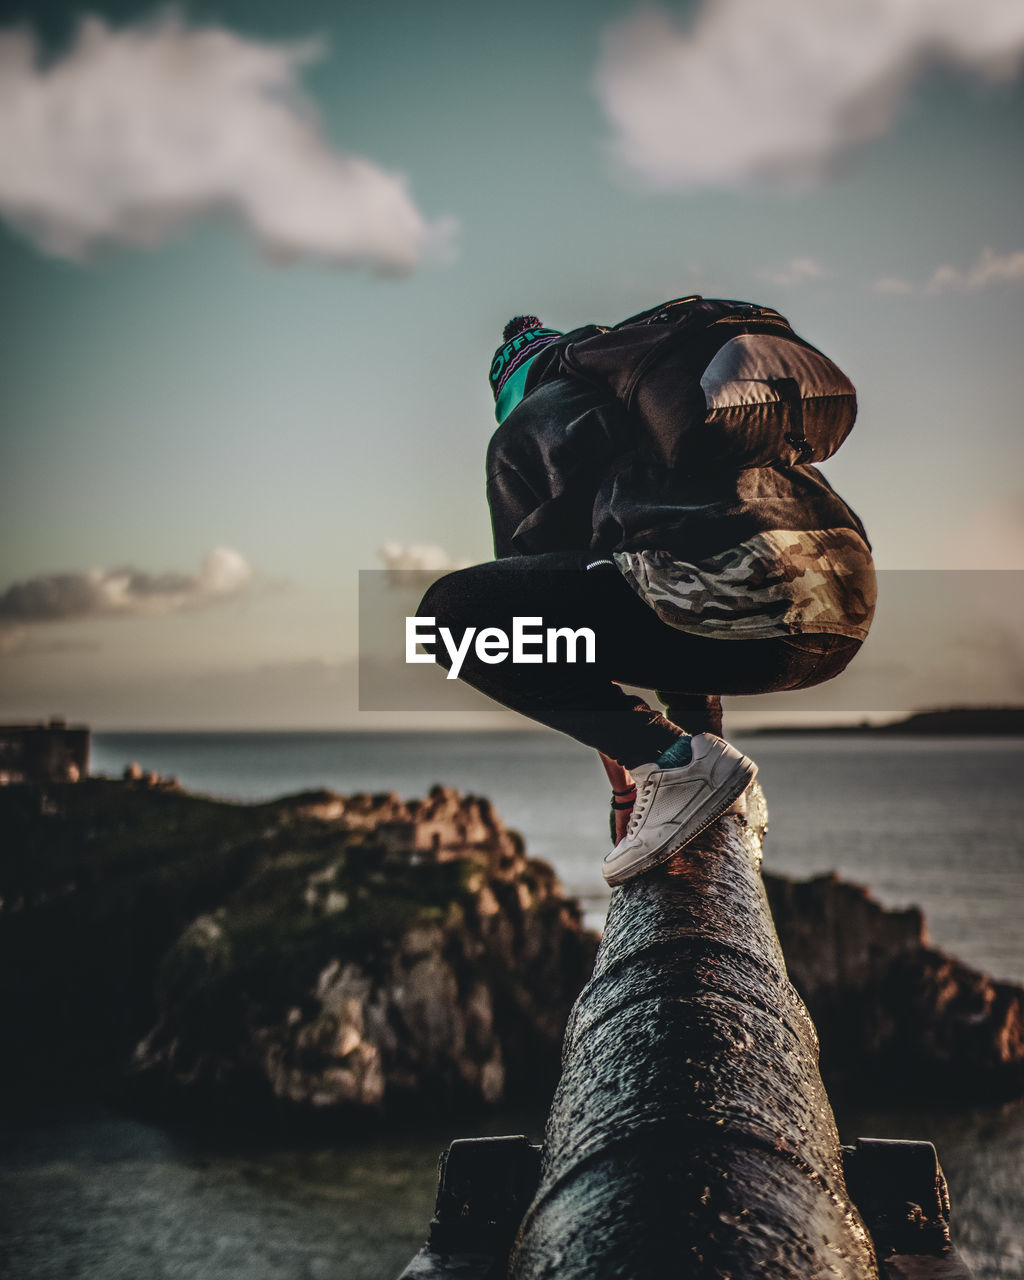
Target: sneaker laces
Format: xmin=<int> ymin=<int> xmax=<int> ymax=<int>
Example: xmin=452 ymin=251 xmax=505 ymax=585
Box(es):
xmin=625 ymin=775 xmax=657 ymax=839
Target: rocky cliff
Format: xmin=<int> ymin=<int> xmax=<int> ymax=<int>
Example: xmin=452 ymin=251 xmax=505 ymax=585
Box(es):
xmin=766 ymin=872 xmax=1024 ymax=1103
xmin=130 ymin=785 xmax=597 ymax=1114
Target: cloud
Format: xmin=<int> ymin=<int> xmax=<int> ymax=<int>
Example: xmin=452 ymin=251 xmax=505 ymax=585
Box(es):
xmin=756 ymin=256 xmax=827 ymax=287
xmin=377 ymin=542 xmax=470 ymax=588
xmin=873 ymin=275 xmax=914 ymax=294
xmin=596 ymin=0 xmax=1024 ymax=189
xmin=0 ymin=14 xmax=453 ymax=269
xmin=0 ymin=547 xmax=254 ymax=644
xmin=926 ymin=246 xmax=1024 ymax=292
xmin=869 ymin=248 xmax=1024 ymax=294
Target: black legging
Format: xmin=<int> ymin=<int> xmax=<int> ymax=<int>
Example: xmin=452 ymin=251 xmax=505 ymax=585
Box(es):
xmin=416 ymin=551 xmax=859 ymax=768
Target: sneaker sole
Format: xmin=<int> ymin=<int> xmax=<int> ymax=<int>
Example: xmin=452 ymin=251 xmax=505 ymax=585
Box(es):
xmin=602 ymin=756 xmax=758 ymax=887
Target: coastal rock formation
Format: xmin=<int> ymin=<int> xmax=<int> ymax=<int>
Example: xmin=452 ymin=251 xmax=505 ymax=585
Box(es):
xmin=765 ymin=873 xmax=1024 ymax=1102
xmin=130 ymin=786 xmax=598 ymax=1113
xmin=2 ymin=777 xmax=1022 ymax=1115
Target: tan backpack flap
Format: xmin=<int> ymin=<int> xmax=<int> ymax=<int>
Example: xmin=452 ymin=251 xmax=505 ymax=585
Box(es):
xmin=698 ymin=334 xmax=857 ymax=469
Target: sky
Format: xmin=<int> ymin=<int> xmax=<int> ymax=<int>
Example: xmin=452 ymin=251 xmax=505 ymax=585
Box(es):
xmin=1 ymin=0 xmax=1023 ymax=728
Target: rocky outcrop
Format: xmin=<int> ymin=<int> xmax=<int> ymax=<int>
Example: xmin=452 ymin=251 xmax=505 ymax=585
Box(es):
xmin=765 ymin=873 xmax=1024 ymax=1103
xmin=3 ymin=778 xmax=1022 ymax=1115
xmin=131 ymin=786 xmax=598 ymax=1114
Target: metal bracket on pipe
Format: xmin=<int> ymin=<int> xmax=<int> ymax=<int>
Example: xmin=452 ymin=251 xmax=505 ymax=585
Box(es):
xmin=842 ymin=1139 xmax=974 ymax=1279
xmin=397 ymin=1136 xmax=541 ymax=1280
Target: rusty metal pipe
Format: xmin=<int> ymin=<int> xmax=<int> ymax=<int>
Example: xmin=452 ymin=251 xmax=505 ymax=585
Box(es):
xmin=509 ymin=784 xmax=880 ymax=1279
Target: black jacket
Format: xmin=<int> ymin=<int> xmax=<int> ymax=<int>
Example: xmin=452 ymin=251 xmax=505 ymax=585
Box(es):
xmin=486 ymin=333 xmax=870 ymax=562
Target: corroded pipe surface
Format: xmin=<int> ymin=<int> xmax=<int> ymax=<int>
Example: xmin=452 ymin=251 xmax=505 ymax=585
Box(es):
xmin=510 ymin=785 xmax=879 ymax=1279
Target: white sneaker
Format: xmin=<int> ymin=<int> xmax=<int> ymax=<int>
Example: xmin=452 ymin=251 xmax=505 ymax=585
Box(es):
xmin=601 ymin=733 xmax=757 ymax=887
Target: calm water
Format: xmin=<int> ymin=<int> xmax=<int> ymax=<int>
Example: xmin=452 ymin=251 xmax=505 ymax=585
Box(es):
xmin=2 ymin=730 xmax=1022 ymax=1279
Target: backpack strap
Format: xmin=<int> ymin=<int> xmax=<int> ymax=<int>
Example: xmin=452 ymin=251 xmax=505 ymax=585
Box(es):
xmin=621 ymin=309 xmax=794 ymax=411
xmin=770 ymin=376 xmax=815 ymax=464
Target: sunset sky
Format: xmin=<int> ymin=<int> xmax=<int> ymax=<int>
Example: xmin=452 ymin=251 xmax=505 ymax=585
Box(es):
xmin=1 ymin=0 xmax=1023 ymax=728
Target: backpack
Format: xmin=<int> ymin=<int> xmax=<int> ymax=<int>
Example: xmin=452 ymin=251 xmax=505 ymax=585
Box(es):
xmin=559 ymin=296 xmax=856 ymax=471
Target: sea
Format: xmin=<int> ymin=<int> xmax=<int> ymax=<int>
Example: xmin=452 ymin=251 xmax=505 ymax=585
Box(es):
xmin=2 ymin=730 xmax=1023 ymax=1279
